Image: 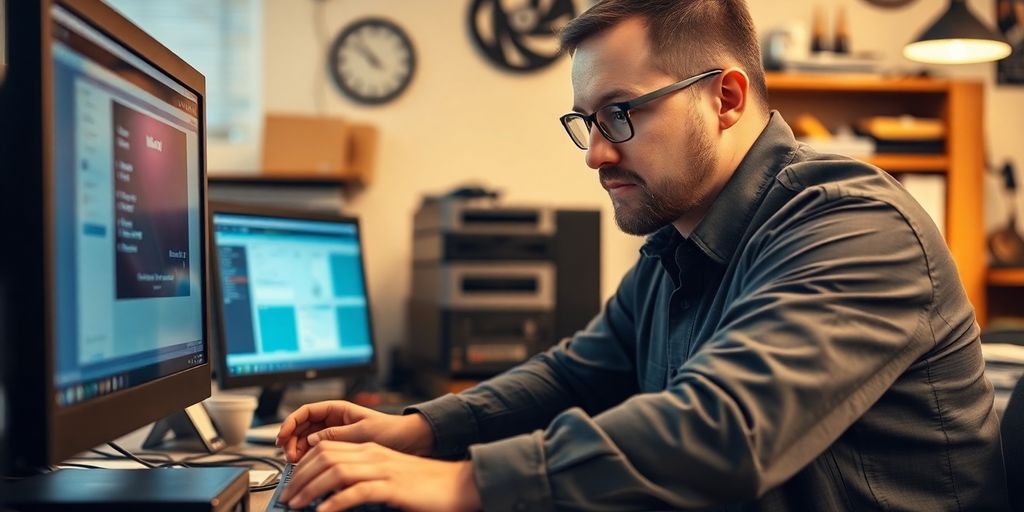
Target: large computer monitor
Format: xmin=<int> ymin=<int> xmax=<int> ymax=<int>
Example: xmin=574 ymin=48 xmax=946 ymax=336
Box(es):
xmin=1 ymin=0 xmax=208 ymax=472
xmin=209 ymin=203 xmax=378 ymax=425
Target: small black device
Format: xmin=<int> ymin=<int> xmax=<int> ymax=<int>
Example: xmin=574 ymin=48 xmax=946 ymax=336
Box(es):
xmin=209 ymin=203 xmax=380 ymax=427
xmin=328 ymin=17 xmax=416 ymax=105
xmin=6 ymin=467 xmax=249 ymax=512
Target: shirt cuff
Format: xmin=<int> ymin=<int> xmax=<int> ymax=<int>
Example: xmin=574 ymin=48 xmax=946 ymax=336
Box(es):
xmin=469 ymin=432 xmax=556 ymax=512
xmin=404 ymin=393 xmax=479 ymax=459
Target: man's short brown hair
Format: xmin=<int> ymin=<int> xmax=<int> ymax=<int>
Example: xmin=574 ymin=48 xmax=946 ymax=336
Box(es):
xmin=559 ymin=0 xmax=767 ymax=110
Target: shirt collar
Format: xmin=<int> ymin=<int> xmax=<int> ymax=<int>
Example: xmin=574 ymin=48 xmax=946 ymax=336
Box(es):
xmin=640 ymin=111 xmax=799 ymax=265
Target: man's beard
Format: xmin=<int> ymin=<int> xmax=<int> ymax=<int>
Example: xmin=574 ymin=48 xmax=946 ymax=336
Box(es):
xmin=603 ymin=126 xmax=717 ymax=236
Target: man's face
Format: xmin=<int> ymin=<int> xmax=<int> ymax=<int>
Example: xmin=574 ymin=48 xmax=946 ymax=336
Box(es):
xmin=570 ymin=18 xmax=719 ymax=236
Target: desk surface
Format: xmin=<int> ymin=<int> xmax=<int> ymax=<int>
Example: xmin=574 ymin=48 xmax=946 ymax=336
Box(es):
xmin=57 ymin=385 xmax=424 ymax=511
xmin=59 ymin=424 xmax=283 ymax=510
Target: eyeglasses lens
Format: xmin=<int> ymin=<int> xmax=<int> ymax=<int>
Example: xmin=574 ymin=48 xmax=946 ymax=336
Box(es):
xmin=597 ymin=106 xmax=631 ymax=143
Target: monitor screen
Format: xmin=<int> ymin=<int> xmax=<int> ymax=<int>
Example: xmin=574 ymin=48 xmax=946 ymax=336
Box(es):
xmin=50 ymin=4 xmax=204 ymax=408
xmin=2 ymin=0 xmax=208 ymax=470
xmin=211 ymin=208 xmax=376 ymax=385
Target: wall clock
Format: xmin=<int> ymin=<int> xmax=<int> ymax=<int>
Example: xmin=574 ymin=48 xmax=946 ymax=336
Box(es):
xmin=328 ymin=17 xmax=416 ymax=105
xmin=468 ymin=0 xmax=576 ymax=73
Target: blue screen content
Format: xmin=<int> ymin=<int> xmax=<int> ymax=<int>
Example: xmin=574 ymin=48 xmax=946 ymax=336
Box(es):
xmin=213 ymin=214 xmax=374 ymax=377
xmin=50 ymin=6 xmax=205 ymax=408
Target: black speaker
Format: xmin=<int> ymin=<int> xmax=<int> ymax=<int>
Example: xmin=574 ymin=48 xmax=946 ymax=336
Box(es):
xmin=553 ymin=210 xmax=601 ymax=341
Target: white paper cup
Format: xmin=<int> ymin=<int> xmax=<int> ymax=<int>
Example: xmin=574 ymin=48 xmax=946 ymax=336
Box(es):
xmin=203 ymin=394 xmax=257 ymax=446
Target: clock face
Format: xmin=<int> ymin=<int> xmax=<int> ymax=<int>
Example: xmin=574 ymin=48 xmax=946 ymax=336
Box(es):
xmin=329 ymin=18 xmax=416 ymax=105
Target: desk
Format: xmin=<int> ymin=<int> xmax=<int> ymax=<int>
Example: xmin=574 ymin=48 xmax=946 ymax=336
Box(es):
xmin=57 ymin=384 xmax=424 ymax=511
xmin=58 ymin=424 xmax=284 ymax=510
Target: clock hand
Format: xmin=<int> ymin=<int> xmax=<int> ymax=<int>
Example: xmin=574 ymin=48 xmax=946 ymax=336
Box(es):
xmin=353 ymin=43 xmax=382 ymax=69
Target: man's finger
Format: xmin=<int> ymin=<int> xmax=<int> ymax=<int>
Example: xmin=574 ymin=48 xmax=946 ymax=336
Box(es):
xmin=317 ymin=481 xmax=393 ymax=512
xmin=277 ymin=401 xmax=349 ymax=444
xmin=286 ymin=443 xmax=382 ymax=498
xmin=276 ymin=404 xmax=313 ymax=445
xmin=287 ymin=463 xmax=386 ymax=509
xmin=308 ymin=423 xmax=370 ymax=446
xmin=280 ymin=450 xmax=334 ymax=503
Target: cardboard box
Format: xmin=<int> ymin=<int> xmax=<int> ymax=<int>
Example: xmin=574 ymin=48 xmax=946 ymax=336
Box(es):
xmin=261 ymin=114 xmax=376 ymax=183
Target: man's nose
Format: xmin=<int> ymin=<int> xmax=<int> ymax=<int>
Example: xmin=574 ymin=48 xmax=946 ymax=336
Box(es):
xmin=584 ymin=128 xmax=621 ymax=170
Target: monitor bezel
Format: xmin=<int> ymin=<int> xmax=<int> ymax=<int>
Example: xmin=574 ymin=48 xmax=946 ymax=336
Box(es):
xmin=3 ymin=0 xmax=210 ymax=469
xmin=208 ymin=202 xmax=379 ymax=391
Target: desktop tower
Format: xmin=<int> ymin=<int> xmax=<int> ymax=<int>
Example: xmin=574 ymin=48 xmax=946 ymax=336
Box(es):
xmin=408 ymin=198 xmax=600 ymax=378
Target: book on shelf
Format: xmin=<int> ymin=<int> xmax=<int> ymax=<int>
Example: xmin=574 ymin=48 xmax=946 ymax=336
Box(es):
xmin=895 ymin=173 xmax=946 ymax=237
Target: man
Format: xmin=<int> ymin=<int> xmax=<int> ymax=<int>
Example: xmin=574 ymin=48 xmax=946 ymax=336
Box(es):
xmin=276 ymin=1 xmax=1008 ymax=510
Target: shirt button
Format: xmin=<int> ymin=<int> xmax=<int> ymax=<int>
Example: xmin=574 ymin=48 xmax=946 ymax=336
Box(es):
xmin=515 ymin=501 xmax=527 ymax=511
xmin=670 ymin=368 xmax=678 ymax=377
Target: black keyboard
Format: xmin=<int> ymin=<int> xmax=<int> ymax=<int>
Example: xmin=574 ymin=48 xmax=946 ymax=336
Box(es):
xmin=266 ymin=463 xmax=401 ymax=512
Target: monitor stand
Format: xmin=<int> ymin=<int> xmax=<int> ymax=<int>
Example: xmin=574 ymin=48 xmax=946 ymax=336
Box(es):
xmin=142 ymin=402 xmax=227 ymax=453
xmin=253 ymin=384 xmax=287 ymax=426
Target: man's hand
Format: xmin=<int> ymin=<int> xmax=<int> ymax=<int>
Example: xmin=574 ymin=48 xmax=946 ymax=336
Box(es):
xmin=276 ymin=400 xmax=434 ymax=463
xmin=278 ymin=441 xmax=482 ymax=512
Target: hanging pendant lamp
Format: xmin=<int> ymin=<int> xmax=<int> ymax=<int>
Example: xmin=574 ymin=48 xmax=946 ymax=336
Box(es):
xmin=903 ymin=0 xmax=1012 ymax=64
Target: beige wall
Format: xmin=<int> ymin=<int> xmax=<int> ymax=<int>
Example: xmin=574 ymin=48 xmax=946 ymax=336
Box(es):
xmin=255 ymin=0 xmax=1024 ymax=360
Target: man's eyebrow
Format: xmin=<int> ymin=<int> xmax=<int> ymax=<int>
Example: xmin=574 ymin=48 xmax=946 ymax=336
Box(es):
xmin=571 ymin=88 xmax=636 ymax=114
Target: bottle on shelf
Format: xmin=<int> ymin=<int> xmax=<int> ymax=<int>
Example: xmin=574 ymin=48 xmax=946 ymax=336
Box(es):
xmin=989 ymin=161 xmax=1024 ymax=267
xmin=833 ymin=6 xmax=849 ymax=54
xmin=811 ymin=5 xmax=830 ymax=53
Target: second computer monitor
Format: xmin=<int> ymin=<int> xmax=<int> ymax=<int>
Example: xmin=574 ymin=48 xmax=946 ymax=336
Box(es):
xmin=209 ymin=204 xmax=377 ymax=423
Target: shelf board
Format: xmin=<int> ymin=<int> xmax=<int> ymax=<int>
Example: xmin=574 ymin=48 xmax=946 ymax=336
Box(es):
xmin=989 ymin=268 xmax=1024 ymax=286
xmin=766 ymin=72 xmax=950 ymax=93
xmin=864 ymin=154 xmax=949 ymax=173
xmin=209 ymin=173 xmax=355 ymax=187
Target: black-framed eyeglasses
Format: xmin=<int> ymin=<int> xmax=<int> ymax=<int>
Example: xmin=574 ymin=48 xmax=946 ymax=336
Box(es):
xmin=559 ymin=69 xmax=723 ymax=150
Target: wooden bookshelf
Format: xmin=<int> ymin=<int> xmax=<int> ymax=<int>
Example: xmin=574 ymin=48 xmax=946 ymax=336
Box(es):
xmin=766 ymin=73 xmax=951 ymax=93
xmin=989 ymin=268 xmax=1024 ymax=287
xmin=864 ymin=154 xmax=949 ymax=173
xmin=766 ymin=73 xmax=989 ymax=324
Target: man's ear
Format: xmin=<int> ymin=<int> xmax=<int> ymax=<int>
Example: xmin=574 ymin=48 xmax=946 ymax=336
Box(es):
xmin=715 ymin=68 xmax=749 ymax=130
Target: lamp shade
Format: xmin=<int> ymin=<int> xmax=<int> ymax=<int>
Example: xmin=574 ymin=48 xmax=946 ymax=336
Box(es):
xmin=903 ymin=0 xmax=1012 ymax=64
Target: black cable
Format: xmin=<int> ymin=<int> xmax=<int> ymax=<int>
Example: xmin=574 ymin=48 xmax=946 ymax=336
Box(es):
xmin=89 ymin=448 xmax=175 ymax=465
xmin=88 ymin=448 xmax=112 ymax=458
xmin=149 ymin=450 xmax=286 ymax=490
xmin=106 ymin=442 xmax=158 ymax=468
xmin=178 ymin=453 xmax=286 ymax=474
xmin=250 ymin=481 xmax=280 ymax=493
xmin=56 ymin=462 xmax=106 ymax=470
xmin=89 ymin=443 xmax=287 ymax=492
